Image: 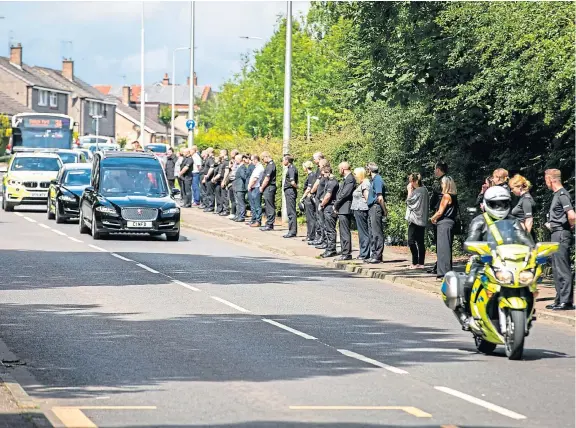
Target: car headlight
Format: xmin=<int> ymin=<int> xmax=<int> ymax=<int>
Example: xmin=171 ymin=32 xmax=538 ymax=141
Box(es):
xmin=495 ymin=269 xmax=514 ymax=284
xmin=518 ymin=270 xmax=535 ymax=285
xmin=95 ymin=206 xmax=118 ymax=215
xmin=8 ymin=179 xmax=22 ymax=186
xmin=162 ymin=207 xmax=180 ymax=215
xmin=59 ymin=195 xmax=76 ymax=202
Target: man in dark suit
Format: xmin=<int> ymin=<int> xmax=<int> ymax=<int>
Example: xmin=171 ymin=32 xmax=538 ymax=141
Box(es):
xmin=282 ymin=154 xmax=299 ymax=238
xmin=334 ymin=162 xmax=355 ymax=260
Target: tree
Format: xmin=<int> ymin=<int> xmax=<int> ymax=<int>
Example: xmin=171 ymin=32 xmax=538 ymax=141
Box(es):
xmin=158 ymin=105 xmax=178 ymax=142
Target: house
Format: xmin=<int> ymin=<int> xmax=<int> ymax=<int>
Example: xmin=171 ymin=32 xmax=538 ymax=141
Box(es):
xmin=0 ymin=44 xmax=116 ymax=138
xmin=109 ymin=86 xmax=187 ymax=146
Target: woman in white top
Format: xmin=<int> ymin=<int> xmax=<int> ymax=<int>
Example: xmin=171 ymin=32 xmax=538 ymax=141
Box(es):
xmin=351 ymin=167 xmax=371 ymax=260
xmin=174 ymin=151 xmax=184 ymax=194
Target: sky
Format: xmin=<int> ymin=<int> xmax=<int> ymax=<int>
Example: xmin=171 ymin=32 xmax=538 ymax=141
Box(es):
xmin=0 ymin=1 xmax=310 ymax=90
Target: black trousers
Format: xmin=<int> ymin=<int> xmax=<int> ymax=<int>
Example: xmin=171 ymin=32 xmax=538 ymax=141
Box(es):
xmin=338 ymin=213 xmax=352 ymax=257
xmin=221 ymin=185 xmax=229 ymax=214
xmin=315 ymin=198 xmax=325 ymax=242
xmin=183 ymin=177 xmax=193 ymax=207
xmin=323 ymin=205 xmax=337 ymax=252
xmin=228 ymin=186 xmax=236 ymax=215
xmin=200 ymin=175 xmax=207 ymax=206
xmin=354 ymin=210 xmax=371 ymax=259
xmin=368 ymin=204 xmax=384 ymax=261
xmin=304 ymin=197 xmax=317 ymax=241
xmin=206 ymin=181 xmax=216 ymax=211
xmin=167 ymin=178 xmax=175 ymax=189
xmin=235 ymin=190 xmax=247 ymax=220
xmin=285 ymin=188 xmax=297 ymax=235
xmin=408 ymin=223 xmax=426 ymax=265
xmin=551 ymin=230 xmax=574 ymax=304
xmin=436 ymin=218 xmax=454 ymax=277
xmin=263 ymin=185 xmax=277 ymax=228
xmin=215 ymin=183 xmax=223 ymax=212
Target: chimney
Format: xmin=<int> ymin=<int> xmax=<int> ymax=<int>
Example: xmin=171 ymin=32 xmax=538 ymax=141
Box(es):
xmin=10 ymin=43 xmax=22 ymax=67
xmin=186 ymin=76 xmax=190 ymax=86
xmin=122 ymin=86 xmax=131 ymax=106
xmin=62 ymin=59 xmax=74 ymax=81
xmin=193 ymin=72 xmax=197 ymax=86
xmin=162 ymin=73 xmax=170 ymax=86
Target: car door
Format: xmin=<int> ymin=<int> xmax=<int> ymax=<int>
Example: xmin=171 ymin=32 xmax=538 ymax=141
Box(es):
xmin=82 ymin=156 xmax=99 ymax=220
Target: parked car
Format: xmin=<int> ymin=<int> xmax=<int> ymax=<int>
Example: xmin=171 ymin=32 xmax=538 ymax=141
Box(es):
xmin=77 ymin=135 xmax=116 ymax=148
xmin=78 ymin=151 xmax=181 ymax=241
xmin=47 ymin=163 xmax=92 ymax=223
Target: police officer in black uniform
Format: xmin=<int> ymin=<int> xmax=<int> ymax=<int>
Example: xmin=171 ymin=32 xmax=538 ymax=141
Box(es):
xmin=282 ymin=154 xmax=299 ymax=238
xmin=544 ymin=169 xmax=575 ymax=310
xmin=259 ymin=152 xmax=277 ymax=231
xmin=301 ymin=161 xmax=317 ymax=244
xmin=212 ymin=151 xmax=227 ymax=214
xmin=199 ymin=151 xmax=208 ymax=208
xmin=334 ymin=162 xmax=355 ymax=260
xmin=202 ymin=149 xmax=216 ymax=212
xmin=319 ymin=166 xmax=339 ymax=258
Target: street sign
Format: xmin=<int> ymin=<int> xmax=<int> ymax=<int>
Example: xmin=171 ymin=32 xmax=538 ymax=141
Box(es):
xmin=186 ymin=119 xmax=196 ymax=130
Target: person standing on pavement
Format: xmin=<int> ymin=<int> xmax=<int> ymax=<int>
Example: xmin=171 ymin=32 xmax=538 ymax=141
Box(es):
xmin=199 ymin=150 xmax=208 ymax=208
xmin=318 ymin=166 xmax=339 ymax=258
xmin=430 ymin=176 xmax=458 ymax=280
xmin=212 ymin=150 xmax=228 ymax=214
xmin=259 ymin=152 xmax=277 ymax=231
xmin=352 ymin=167 xmax=371 ymax=260
xmin=334 ymin=162 xmax=355 ymax=260
xmin=428 ymin=161 xmax=448 ymax=274
xmin=165 ymin=147 xmax=177 ymax=189
xmin=227 ymin=151 xmax=239 ymax=219
xmin=544 ymin=169 xmax=575 ymax=311
xmin=247 ymin=155 xmax=265 ymax=227
xmin=301 ymin=161 xmax=317 ymax=244
xmin=509 ymin=174 xmax=536 ymax=239
xmin=312 ymin=159 xmax=330 ymax=248
xmin=233 ymin=154 xmax=249 ymax=223
xmin=406 ymin=173 xmax=429 ymax=269
xmin=191 ymin=146 xmax=203 ymax=206
xmin=282 ymin=154 xmax=299 ymax=238
xmin=174 ymin=150 xmax=184 ymax=193
xmin=310 ymin=153 xmax=325 ymax=244
xmin=202 ymin=148 xmax=216 ymax=212
xmin=178 ymin=148 xmax=193 ymax=208
xmin=366 ymin=162 xmax=388 ymax=264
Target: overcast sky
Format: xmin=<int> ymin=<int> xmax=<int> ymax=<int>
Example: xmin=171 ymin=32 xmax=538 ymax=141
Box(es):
xmin=0 ymin=1 xmax=310 ymax=89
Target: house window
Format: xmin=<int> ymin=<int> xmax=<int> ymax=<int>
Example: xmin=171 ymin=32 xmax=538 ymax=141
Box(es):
xmin=49 ymin=92 xmax=58 ymax=108
xmin=89 ymin=101 xmax=103 ymax=116
xmin=102 ymin=104 xmax=108 ymax=117
xmin=38 ymin=89 xmax=48 ymax=106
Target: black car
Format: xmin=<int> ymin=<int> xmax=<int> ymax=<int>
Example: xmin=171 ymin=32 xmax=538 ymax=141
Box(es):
xmin=47 ymin=163 xmax=92 ymax=223
xmin=78 ymin=151 xmax=181 ymax=241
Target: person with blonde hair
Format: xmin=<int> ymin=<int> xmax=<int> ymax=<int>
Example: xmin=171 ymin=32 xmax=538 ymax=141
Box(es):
xmin=430 ymin=176 xmax=458 ymax=279
xmin=493 ymin=168 xmax=510 ymax=189
xmin=509 ymin=174 xmax=536 ymax=236
xmin=406 ymin=173 xmax=429 ymax=269
xmin=351 ymin=167 xmax=371 ymax=260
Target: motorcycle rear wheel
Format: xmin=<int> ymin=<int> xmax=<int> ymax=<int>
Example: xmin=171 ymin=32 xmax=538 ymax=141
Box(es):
xmin=505 ymin=310 xmax=526 ymax=360
xmin=474 ymin=335 xmax=497 ymax=355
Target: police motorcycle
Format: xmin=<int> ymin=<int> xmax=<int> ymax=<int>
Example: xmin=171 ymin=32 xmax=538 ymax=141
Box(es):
xmin=441 ymin=187 xmax=559 ymax=360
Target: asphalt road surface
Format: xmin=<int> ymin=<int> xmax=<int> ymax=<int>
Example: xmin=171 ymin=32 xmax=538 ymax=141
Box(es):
xmin=0 ymin=203 xmax=574 ymax=428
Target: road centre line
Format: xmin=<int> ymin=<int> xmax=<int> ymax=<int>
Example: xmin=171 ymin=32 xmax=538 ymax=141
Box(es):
xmin=210 ymin=296 xmax=252 ymax=313
xmin=434 ymin=386 xmax=526 ymax=420
xmin=23 ymin=216 xmax=36 ymax=223
xmin=172 ymin=279 xmax=200 ymax=292
xmin=88 ymin=244 xmax=108 ymax=252
xmin=52 ymin=406 xmax=157 ymax=428
xmin=136 ymin=263 xmax=160 ymax=274
xmin=262 ymin=318 xmax=317 ymax=340
xmin=52 ymin=229 xmax=67 ymax=236
xmin=14 ymin=212 xmax=23 ymax=217
xmin=289 ymin=406 xmax=431 ymax=418
xmin=38 ymin=223 xmax=51 ymax=229
xmin=110 ymin=253 xmax=133 ymax=262
xmin=68 ymin=236 xmax=83 ymax=243
xmin=337 ymin=349 xmax=409 ymax=375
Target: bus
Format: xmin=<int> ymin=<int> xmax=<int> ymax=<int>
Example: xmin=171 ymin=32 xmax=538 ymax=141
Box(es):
xmin=8 ymin=113 xmax=74 ymax=153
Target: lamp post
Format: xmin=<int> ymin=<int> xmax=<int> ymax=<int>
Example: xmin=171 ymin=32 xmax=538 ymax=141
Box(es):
xmin=307 ymin=113 xmax=319 ymax=142
xmin=171 ymin=47 xmax=190 ymax=148
xmin=281 ymin=1 xmax=292 ymax=225
xmin=187 ymin=1 xmax=195 ymax=149
xmin=139 ymin=2 xmax=145 ymax=145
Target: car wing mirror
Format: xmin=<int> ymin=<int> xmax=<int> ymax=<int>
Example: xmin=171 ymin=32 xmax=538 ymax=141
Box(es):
xmin=50 ymin=179 xmax=58 ymax=185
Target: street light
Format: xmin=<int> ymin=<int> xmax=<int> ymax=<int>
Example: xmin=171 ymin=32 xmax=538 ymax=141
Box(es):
xmin=307 ymin=113 xmax=319 ymax=142
xmin=187 ymin=1 xmax=195 ymax=149
xmin=140 ymin=2 xmax=145 ymax=145
xmin=171 ymin=47 xmax=190 ymax=148
xmin=238 ymin=36 xmax=263 ymax=40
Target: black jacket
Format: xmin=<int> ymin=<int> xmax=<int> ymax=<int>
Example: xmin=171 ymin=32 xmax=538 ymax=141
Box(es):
xmin=165 ymin=154 xmax=177 ymax=179
xmin=334 ymin=173 xmax=355 ymax=215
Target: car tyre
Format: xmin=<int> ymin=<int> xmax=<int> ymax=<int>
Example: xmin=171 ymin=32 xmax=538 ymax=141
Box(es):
xmin=91 ymin=213 xmax=104 ymax=240
xmin=2 ymin=195 xmax=14 ymax=212
xmin=166 ymin=230 xmax=180 ymax=241
xmin=47 ymin=199 xmax=55 ymax=220
xmin=79 ymin=208 xmax=90 ymax=234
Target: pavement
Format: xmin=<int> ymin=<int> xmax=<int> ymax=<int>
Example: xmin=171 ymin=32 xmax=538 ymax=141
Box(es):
xmin=0 ymin=202 xmax=573 ymax=427
xmin=179 ymin=207 xmax=575 ymax=327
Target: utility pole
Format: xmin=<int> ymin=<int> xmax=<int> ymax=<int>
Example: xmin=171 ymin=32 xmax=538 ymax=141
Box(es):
xmin=281 ymin=1 xmax=292 ymax=225
xmin=140 ymin=1 xmax=146 ymax=146
xmin=187 ymin=1 xmax=195 ymax=149
xmin=171 ymin=47 xmax=189 ymax=148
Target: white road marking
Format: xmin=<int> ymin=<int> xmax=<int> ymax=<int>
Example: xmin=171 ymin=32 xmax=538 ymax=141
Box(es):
xmin=23 ymin=216 xmax=36 ymax=223
xmin=110 ymin=253 xmax=133 ymax=262
xmin=210 ymin=296 xmax=251 ymax=313
xmin=136 ymin=263 xmax=159 ymax=274
xmin=88 ymin=244 xmax=108 ymax=252
xmin=398 ymin=348 xmax=472 ymax=354
xmin=38 ymin=223 xmax=51 ymax=229
xmin=172 ymin=280 xmax=200 ymax=292
xmin=262 ymin=319 xmax=317 ymax=340
xmin=68 ymin=237 xmax=83 ymax=243
xmin=434 ymin=386 xmax=526 ymax=420
xmin=337 ymin=349 xmax=409 ymax=375
xmin=14 ymin=213 xmax=23 ymax=217
xmin=52 ymin=229 xmax=67 ymax=236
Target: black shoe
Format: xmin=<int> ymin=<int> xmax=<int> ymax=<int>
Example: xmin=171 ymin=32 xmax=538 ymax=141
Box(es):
xmin=315 ymin=244 xmax=327 ymax=250
xmin=182 ymin=205 xmax=192 ymax=208
xmin=427 ymin=268 xmax=437 ymax=274
xmin=219 ymin=212 xmax=229 ymax=216
xmin=551 ymin=303 xmax=575 ymax=311
xmin=283 ymin=234 xmax=296 ymax=238
xmin=356 ymin=256 xmax=368 ymax=260
xmin=203 ymin=209 xmax=214 ymax=213
xmin=365 ymin=259 xmax=382 ymax=264
xmin=260 ymin=226 xmax=274 ymax=231
xmin=320 ymin=251 xmax=337 ymax=258
xmin=234 ymin=218 xmax=246 ymax=223
xmin=545 ymin=303 xmax=559 ymax=310
xmin=337 ymin=255 xmax=352 ymax=261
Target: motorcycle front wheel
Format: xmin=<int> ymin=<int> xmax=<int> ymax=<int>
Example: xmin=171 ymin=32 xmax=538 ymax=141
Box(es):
xmin=474 ymin=335 xmax=497 ymax=355
xmin=505 ymin=310 xmax=526 ymax=360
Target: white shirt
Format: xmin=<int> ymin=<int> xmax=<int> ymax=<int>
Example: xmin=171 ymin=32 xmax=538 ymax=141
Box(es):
xmin=249 ymin=163 xmax=265 ymax=189
xmin=192 ymin=153 xmax=202 ymax=173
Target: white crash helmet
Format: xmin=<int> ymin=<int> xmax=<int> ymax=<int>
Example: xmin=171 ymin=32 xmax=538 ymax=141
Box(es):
xmin=483 ymin=185 xmax=511 ymax=220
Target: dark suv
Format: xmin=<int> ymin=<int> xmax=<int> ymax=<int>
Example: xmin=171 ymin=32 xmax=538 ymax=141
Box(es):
xmin=78 ymin=151 xmax=181 ymax=241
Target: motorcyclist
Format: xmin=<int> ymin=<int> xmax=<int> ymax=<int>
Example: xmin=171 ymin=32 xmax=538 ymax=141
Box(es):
xmin=459 ymin=186 xmax=534 ymax=329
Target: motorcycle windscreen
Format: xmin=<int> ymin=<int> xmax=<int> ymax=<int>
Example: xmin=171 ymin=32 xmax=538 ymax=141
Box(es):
xmin=486 ymin=219 xmax=535 ymax=248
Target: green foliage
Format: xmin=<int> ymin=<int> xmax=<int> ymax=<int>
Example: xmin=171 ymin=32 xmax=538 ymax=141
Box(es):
xmin=0 ymin=114 xmax=10 ymax=156
xmin=117 ymin=137 xmax=128 ymax=148
xmin=158 ymin=105 xmax=178 ymax=135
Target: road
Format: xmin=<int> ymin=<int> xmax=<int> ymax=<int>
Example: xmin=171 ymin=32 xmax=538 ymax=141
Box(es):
xmin=0 ymin=204 xmax=573 ymax=428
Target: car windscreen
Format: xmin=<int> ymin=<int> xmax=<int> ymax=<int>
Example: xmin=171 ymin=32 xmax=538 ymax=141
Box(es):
xmin=64 ymin=169 xmax=91 ymax=186
xmin=11 ymin=157 xmax=61 ymax=172
xmin=100 ymin=159 xmax=168 ymax=197
xmin=58 ymin=153 xmax=79 ymax=164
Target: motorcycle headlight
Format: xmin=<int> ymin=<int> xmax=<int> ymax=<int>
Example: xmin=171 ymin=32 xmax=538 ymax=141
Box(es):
xmin=495 ymin=269 xmax=514 ymax=284
xmin=518 ymin=270 xmax=535 ymax=285
xmin=162 ymin=207 xmax=180 ymax=215
xmin=59 ymin=194 xmax=76 ymax=202
xmin=95 ymin=205 xmax=118 ymax=215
